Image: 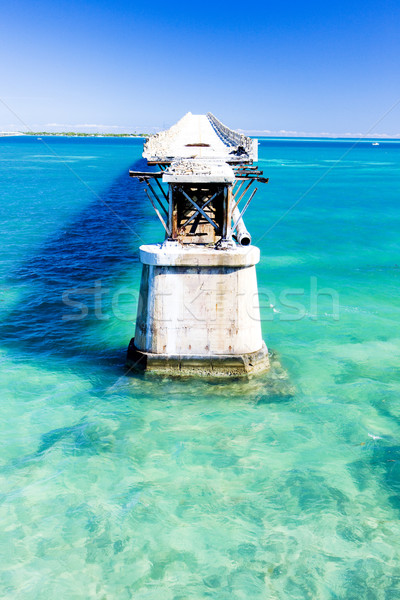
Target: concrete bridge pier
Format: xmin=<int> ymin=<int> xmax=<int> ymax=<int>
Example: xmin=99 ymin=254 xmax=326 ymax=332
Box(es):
xmin=127 ymin=113 xmax=270 ymax=376
xmin=127 ymin=243 xmax=269 ymax=375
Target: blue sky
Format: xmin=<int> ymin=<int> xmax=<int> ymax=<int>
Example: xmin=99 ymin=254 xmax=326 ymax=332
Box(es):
xmin=1 ymin=0 xmax=399 ymax=135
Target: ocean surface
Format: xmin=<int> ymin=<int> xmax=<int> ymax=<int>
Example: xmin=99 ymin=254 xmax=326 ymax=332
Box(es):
xmin=1 ymin=135 xmax=399 ymax=599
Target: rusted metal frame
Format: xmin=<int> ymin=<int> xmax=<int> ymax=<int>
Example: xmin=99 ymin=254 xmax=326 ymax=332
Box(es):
xmin=231 ymin=179 xmax=240 ymax=194
xmin=154 ymin=176 xmax=168 ymax=201
xmin=221 ymin=187 xmax=229 ymax=240
xmin=147 ymin=181 xmax=168 ymax=217
xmin=129 ymin=170 xmax=163 ymax=178
xmin=227 ymin=159 xmax=252 ymax=165
xmin=234 ymin=166 xmax=268 ymax=183
xmin=236 ymin=172 xmax=263 ymax=177
xmin=236 ymin=176 xmax=269 ymax=184
xmin=231 ymin=179 xmax=254 ymax=215
xmin=179 ymin=188 xmax=219 ymax=231
xmin=232 ymin=179 xmax=247 ymax=201
xmin=188 ymin=213 xmax=202 ymax=234
xmin=180 ymin=191 xmax=219 ymax=228
xmin=168 ymin=186 xmax=174 ymax=237
xmin=232 ymin=188 xmax=258 ymax=232
xmin=235 ymin=169 xmax=263 ymax=176
xmin=225 ymin=184 xmax=234 ymax=240
xmin=145 ymin=189 xmax=171 ymax=236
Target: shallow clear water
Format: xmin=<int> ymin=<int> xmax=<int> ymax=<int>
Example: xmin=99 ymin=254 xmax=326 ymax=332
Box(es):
xmin=1 ymin=135 xmax=400 ymax=599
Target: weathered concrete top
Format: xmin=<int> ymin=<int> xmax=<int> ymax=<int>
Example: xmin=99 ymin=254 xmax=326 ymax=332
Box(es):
xmin=162 ymin=160 xmax=235 ymax=184
xmin=143 ymin=112 xmax=257 ymax=164
xmin=139 ymin=243 xmax=260 ymax=267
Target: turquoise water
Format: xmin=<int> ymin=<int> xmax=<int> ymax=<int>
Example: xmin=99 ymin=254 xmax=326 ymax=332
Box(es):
xmin=1 ymin=135 xmax=400 ymax=598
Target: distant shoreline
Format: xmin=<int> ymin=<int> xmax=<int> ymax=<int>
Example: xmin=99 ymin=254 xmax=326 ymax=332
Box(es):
xmin=1 ymin=131 xmax=399 ymax=141
xmin=24 ymin=132 xmax=147 ymax=138
xmin=0 ymin=131 xmax=147 ymax=138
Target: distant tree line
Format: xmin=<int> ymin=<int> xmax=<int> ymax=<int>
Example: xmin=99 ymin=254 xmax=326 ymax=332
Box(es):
xmin=24 ymin=132 xmax=147 ymax=137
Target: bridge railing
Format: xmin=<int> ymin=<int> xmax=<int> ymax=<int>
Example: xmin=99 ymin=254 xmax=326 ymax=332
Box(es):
xmin=206 ymin=112 xmax=254 ymax=156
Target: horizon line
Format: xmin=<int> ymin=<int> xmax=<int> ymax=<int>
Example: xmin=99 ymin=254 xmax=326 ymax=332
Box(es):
xmin=1 ymin=127 xmax=400 ymax=140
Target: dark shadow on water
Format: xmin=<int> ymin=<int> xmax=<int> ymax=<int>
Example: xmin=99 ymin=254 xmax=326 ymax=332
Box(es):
xmin=348 ymin=441 xmax=400 ymax=515
xmin=0 ymin=157 xmax=152 ymax=367
xmin=1 ymin=151 xmax=294 ymax=398
xmin=0 ymin=419 xmax=115 ymax=477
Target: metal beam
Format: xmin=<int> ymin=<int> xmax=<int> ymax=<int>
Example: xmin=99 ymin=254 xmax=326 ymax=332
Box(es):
xmin=180 ymin=191 xmax=219 ymax=228
xmin=154 ymin=176 xmax=168 ymax=201
xmin=147 ymin=181 xmax=168 ymax=217
xmin=145 ymin=189 xmax=171 ymax=236
xmin=129 ymin=170 xmax=163 ymax=178
xmin=232 ymin=188 xmax=257 ymax=232
xmin=179 ymin=188 xmax=219 ymax=231
xmin=168 ymin=186 xmax=173 ymax=237
xmin=232 ymin=179 xmax=246 ymax=202
xmin=231 ymin=180 xmax=254 ymax=215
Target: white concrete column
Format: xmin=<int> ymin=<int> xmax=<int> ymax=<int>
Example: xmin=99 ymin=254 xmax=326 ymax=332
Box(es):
xmin=134 ymin=244 xmax=265 ymax=357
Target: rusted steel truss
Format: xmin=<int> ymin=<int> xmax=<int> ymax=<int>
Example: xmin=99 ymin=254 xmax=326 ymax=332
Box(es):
xmin=129 ymin=166 xmax=268 ymax=243
xmin=233 ymin=165 xmax=269 ymax=184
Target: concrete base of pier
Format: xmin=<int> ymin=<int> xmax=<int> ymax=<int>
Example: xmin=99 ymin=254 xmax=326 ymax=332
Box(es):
xmin=128 ymin=242 xmax=269 ymax=376
xmin=127 ymin=339 xmax=269 ymax=376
